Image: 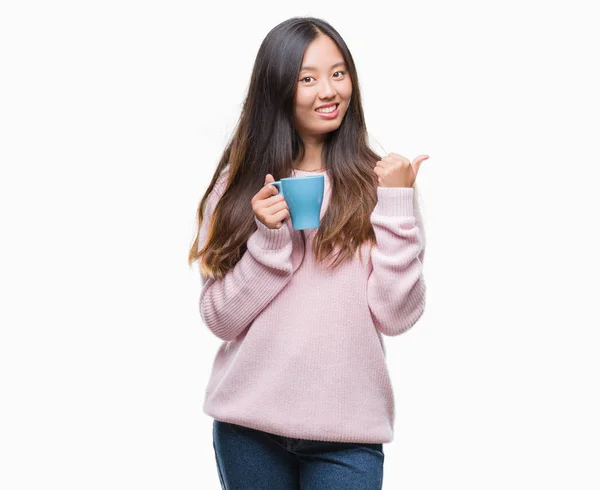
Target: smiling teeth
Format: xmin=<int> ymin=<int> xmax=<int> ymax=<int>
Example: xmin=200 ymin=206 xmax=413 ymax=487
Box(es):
xmin=316 ymin=104 xmax=337 ymax=113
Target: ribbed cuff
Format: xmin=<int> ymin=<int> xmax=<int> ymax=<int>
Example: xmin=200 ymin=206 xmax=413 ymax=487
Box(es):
xmin=373 ymin=186 xmax=414 ymax=217
xmin=253 ymin=216 xmax=292 ymax=250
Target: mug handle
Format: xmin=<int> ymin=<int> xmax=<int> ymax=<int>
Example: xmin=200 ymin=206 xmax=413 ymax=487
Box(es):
xmin=270 ymin=181 xmax=284 ymax=198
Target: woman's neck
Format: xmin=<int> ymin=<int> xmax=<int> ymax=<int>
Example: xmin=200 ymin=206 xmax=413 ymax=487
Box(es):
xmin=294 ymin=137 xmax=326 ymax=171
xmin=293 ymin=163 xmax=325 ymax=172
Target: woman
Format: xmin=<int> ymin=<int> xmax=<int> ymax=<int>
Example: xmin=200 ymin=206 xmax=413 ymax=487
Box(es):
xmin=188 ymin=16 xmax=428 ymax=490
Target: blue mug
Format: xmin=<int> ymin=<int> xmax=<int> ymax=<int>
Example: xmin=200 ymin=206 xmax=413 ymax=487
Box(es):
xmin=270 ymin=175 xmax=324 ymax=230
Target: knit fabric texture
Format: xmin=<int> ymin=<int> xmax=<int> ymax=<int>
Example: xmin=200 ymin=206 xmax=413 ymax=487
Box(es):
xmin=198 ymin=165 xmax=426 ymax=443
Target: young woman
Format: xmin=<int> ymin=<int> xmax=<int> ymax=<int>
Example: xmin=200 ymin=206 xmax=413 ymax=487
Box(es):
xmin=188 ymin=16 xmax=428 ymax=490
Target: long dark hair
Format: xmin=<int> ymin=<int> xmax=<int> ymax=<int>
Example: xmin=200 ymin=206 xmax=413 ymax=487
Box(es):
xmin=188 ymin=16 xmax=414 ymax=279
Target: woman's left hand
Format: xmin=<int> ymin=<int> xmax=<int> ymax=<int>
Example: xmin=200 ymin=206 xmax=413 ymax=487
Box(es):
xmin=374 ymin=153 xmax=429 ymax=188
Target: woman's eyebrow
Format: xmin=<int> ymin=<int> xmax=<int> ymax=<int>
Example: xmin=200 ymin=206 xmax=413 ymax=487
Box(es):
xmin=300 ymin=61 xmax=346 ymax=72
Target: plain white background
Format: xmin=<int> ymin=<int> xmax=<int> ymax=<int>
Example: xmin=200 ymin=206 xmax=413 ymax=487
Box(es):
xmin=1 ymin=1 xmax=599 ymax=489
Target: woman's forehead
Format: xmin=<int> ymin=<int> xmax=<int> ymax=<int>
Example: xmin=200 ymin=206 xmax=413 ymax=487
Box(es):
xmin=301 ymin=36 xmax=345 ymax=70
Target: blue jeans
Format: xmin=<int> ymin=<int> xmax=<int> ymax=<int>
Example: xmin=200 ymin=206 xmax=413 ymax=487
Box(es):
xmin=212 ymin=419 xmax=384 ymax=489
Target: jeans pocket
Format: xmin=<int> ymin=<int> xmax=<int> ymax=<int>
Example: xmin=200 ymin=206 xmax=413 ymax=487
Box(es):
xmin=363 ymin=442 xmax=384 ymax=454
xmin=228 ymin=421 xmax=254 ymax=434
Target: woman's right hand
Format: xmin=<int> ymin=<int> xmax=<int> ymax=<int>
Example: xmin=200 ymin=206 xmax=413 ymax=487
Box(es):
xmin=251 ymin=174 xmax=290 ymax=229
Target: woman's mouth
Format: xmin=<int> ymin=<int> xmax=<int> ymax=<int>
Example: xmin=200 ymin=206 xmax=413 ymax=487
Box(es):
xmin=315 ymin=104 xmax=340 ymax=119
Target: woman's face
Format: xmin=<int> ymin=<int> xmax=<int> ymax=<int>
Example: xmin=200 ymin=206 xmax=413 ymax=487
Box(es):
xmin=293 ymin=35 xmax=353 ymax=140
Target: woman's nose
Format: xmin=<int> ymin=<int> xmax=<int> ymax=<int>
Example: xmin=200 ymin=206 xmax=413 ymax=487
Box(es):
xmin=318 ymin=79 xmax=336 ymax=98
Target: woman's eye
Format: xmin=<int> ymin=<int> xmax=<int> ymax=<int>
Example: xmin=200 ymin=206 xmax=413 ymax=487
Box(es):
xmin=300 ymin=71 xmax=346 ymax=83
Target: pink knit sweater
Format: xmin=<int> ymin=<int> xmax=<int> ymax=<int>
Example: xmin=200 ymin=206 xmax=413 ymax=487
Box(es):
xmin=198 ymin=165 xmax=426 ymax=444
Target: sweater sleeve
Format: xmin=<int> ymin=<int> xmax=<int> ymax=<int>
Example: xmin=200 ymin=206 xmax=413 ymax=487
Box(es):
xmin=198 ymin=176 xmax=295 ymax=341
xmin=367 ymin=186 xmax=426 ymax=336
